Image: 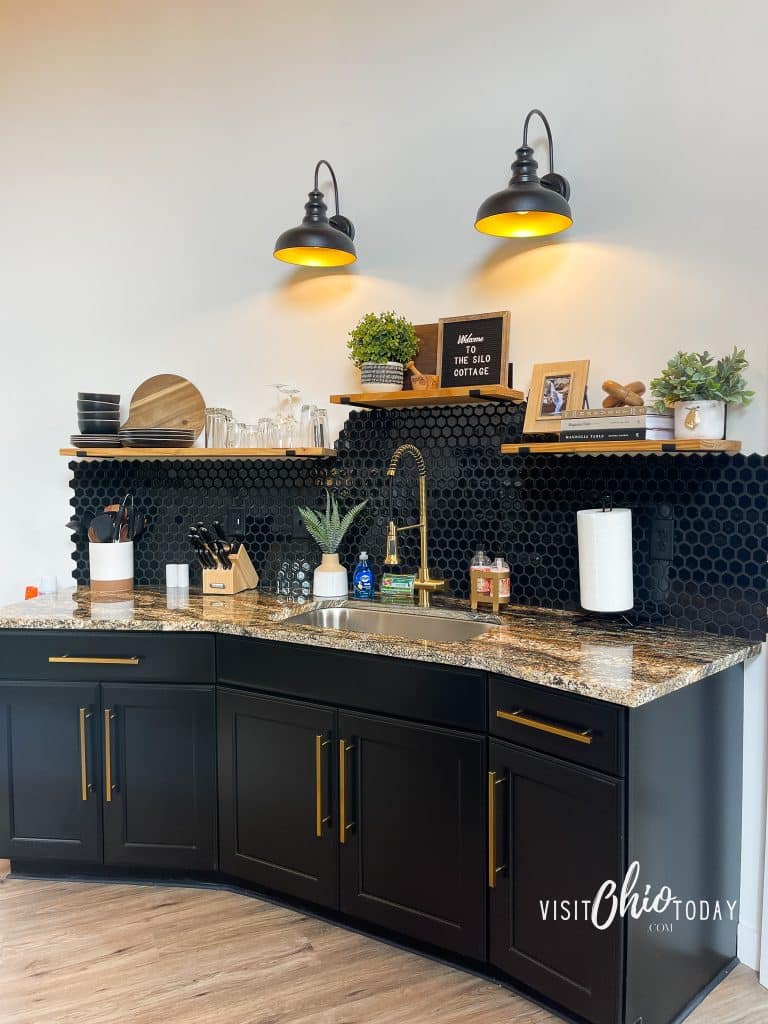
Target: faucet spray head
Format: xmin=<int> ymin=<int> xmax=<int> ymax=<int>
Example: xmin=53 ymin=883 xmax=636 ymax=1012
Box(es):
xmin=383 ymin=520 xmax=400 ymax=565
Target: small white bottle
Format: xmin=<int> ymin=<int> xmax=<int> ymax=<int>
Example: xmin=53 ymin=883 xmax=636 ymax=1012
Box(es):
xmin=470 ymin=549 xmax=492 ymax=595
xmin=490 ymin=557 xmax=511 ymax=600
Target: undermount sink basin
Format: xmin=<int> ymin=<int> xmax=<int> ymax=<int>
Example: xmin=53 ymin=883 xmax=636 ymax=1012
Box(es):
xmin=284 ymin=605 xmax=496 ymax=644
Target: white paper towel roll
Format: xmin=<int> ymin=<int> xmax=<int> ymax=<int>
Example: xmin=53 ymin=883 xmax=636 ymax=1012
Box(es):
xmin=577 ymin=508 xmax=633 ymax=613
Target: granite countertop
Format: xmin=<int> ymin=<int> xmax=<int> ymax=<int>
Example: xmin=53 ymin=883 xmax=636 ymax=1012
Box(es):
xmin=0 ymin=587 xmax=760 ymax=708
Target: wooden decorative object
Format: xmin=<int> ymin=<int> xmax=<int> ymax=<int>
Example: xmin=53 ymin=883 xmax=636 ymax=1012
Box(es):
xmin=470 ymin=569 xmax=510 ymax=613
xmin=403 ymin=323 xmax=439 ymax=390
xmin=602 ymin=380 xmax=646 ymax=408
xmin=437 ymin=311 xmax=510 ymax=389
xmin=122 ymin=374 xmax=206 ymax=437
xmin=202 ymin=545 xmax=259 ymax=596
xmin=406 ymin=361 xmax=439 ymax=390
xmin=522 ymin=360 xmax=591 ymax=436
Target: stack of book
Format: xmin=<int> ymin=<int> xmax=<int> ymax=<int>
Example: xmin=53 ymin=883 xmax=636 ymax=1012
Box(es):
xmin=559 ymin=406 xmax=674 ymax=443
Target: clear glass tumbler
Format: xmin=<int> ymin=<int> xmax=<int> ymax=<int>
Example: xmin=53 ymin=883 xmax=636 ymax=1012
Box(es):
xmin=312 ymin=408 xmax=329 ymax=449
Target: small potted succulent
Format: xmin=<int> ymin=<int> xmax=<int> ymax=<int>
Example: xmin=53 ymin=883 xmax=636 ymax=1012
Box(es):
xmin=347 ymin=311 xmax=419 ymax=392
xmin=651 ymin=347 xmax=753 ymax=440
xmin=297 ymin=490 xmax=368 ymax=597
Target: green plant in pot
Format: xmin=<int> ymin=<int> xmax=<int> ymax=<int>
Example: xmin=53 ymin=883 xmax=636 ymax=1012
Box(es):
xmin=651 ymin=347 xmax=753 ymax=440
xmin=348 ymin=311 xmax=419 ymax=393
xmin=297 ymin=489 xmax=368 ymax=597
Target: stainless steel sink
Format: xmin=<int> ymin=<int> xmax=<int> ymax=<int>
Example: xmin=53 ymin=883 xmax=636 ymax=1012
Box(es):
xmin=284 ymin=605 xmax=495 ymax=644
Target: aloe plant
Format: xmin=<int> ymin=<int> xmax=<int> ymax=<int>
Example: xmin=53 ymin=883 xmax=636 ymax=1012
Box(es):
xmin=297 ymin=490 xmax=367 ymax=554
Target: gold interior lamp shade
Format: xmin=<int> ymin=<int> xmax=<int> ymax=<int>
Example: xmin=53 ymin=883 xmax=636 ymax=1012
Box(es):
xmin=475 ymin=108 xmax=572 ymax=240
xmin=274 ymin=159 xmax=356 ymax=267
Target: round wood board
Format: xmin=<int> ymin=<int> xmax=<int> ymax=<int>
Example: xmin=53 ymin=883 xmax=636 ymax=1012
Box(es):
xmin=121 ymin=374 xmax=206 ymax=436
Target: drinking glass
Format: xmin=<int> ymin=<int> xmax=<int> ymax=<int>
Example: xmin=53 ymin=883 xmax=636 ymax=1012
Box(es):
xmin=226 ymin=420 xmax=244 ymax=448
xmin=243 ymin=424 xmax=260 ymax=447
xmin=299 ymin=404 xmax=316 ymax=447
xmin=205 ymin=408 xmax=231 ymax=448
xmin=312 ymin=408 xmax=329 ymax=449
xmin=256 ymin=418 xmax=272 ymax=447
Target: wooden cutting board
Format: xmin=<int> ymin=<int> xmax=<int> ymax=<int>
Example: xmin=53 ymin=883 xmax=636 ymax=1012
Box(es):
xmin=122 ymin=374 xmax=206 ymax=436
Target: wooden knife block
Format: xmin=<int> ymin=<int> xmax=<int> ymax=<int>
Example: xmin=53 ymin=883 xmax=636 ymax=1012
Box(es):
xmin=202 ymin=545 xmax=259 ymax=596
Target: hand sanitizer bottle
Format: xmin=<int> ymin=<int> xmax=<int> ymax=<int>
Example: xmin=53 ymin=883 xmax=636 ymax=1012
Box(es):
xmin=352 ymin=551 xmax=375 ymax=599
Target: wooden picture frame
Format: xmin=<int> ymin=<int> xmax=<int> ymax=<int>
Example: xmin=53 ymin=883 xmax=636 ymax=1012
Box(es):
xmin=523 ymin=360 xmax=590 ymax=435
xmin=437 ymin=311 xmax=510 ymax=389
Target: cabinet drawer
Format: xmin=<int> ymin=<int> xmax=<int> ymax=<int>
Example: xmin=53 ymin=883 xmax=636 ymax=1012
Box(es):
xmin=217 ymin=636 xmax=485 ymax=731
xmin=490 ymin=676 xmax=625 ymax=776
xmin=0 ymin=630 xmax=215 ymax=684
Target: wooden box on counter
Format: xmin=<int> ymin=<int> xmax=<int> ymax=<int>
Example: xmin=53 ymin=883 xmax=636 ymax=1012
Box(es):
xmin=202 ymin=546 xmax=259 ymax=596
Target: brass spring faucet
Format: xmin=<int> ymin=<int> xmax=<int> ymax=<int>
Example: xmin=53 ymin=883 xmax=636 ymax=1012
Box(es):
xmin=384 ymin=443 xmax=444 ymax=608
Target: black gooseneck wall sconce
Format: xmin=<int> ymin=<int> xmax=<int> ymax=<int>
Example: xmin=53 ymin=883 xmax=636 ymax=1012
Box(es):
xmin=273 ymin=159 xmax=356 ymax=267
xmin=475 ymin=109 xmax=572 ymax=239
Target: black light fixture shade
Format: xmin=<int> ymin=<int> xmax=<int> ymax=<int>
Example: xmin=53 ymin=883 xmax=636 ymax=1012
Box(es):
xmin=274 ymin=159 xmax=357 ymax=267
xmin=475 ymin=109 xmax=572 ymax=239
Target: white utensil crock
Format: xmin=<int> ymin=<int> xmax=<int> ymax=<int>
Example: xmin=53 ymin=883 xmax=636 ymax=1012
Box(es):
xmin=89 ymin=541 xmax=134 ymax=594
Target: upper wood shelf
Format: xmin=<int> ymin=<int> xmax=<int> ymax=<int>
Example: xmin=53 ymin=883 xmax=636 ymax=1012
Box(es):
xmin=60 ymin=447 xmax=336 ymax=460
xmin=331 ymin=385 xmax=524 ymax=409
xmin=500 ymin=439 xmax=742 ymax=456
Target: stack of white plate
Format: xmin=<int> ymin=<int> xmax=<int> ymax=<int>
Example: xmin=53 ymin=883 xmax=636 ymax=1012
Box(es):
xmin=118 ymin=428 xmax=195 ymax=448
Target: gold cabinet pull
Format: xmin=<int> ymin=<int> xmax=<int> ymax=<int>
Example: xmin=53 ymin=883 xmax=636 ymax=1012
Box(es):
xmin=315 ymin=734 xmax=331 ymax=838
xmin=339 ymin=740 xmax=355 ymax=844
xmin=487 ymin=770 xmax=507 ymax=888
xmin=49 ymin=655 xmax=140 ymax=666
xmin=104 ymin=708 xmax=115 ymax=802
xmin=79 ymin=707 xmax=91 ymax=801
xmin=496 ymin=708 xmax=593 ymax=745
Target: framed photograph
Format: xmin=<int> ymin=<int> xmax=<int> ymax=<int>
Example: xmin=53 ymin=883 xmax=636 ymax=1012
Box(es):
xmin=437 ymin=311 xmax=510 ymax=388
xmin=523 ymin=360 xmax=590 ymax=435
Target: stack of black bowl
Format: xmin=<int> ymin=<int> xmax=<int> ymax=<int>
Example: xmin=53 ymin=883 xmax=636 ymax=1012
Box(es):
xmin=71 ymin=392 xmax=122 ymax=448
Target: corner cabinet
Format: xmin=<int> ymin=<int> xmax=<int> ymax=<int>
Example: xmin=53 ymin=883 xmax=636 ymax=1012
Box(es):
xmin=0 ymin=628 xmax=746 ymax=1024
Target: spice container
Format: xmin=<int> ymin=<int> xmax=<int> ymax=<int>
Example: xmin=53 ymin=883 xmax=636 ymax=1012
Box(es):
xmin=470 ymin=549 xmax=492 ymax=595
xmin=470 ymin=555 xmax=510 ymax=613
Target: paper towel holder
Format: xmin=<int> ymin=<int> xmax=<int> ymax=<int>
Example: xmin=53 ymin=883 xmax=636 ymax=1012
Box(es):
xmin=577 ymin=498 xmax=635 ymax=622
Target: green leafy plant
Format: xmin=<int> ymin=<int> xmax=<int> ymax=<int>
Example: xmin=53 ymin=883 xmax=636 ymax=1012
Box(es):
xmin=297 ymin=489 xmax=368 ymax=554
xmin=347 ymin=311 xmax=419 ymax=367
xmin=651 ymin=348 xmax=754 ymax=410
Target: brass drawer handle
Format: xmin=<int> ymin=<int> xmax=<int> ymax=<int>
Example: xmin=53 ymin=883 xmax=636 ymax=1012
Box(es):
xmin=339 ymin=740 xmax=355 ymax=844
xmin=79 ymin=707 xmax=91 ymax=801
xmin=487 ymin=770 xmax=507 ymax=888
xmin=104 ymin=708 xmax=116 ymax=801
xmin=49 ymin=655 xmax=140 ymax=666
xmin=496 ymin=708 xmax=593 ymax=745
xmin=315 ymin=734 xmax=331 ymax=838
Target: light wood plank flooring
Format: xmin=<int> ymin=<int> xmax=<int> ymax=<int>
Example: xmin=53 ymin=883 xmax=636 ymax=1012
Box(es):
xmin=0 ymin=860 xmax=765 ymax=1023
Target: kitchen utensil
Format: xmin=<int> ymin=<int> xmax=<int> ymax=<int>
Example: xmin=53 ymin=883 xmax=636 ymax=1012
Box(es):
xmin=122 ymin=374 xmax=206 ymax=437
xmin=111 ymin=494 xmax=131 ymax=542
xmin=88 ymin=512 xmax=116 ymax=543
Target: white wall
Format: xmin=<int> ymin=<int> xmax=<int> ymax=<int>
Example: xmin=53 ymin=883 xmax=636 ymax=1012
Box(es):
xmin=1 ymin=0 xmax=766 ymax=968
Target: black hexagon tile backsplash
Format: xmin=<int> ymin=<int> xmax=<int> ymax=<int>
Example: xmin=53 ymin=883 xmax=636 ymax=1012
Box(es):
xmin=70 ymin=403 xmax=768 ymax=641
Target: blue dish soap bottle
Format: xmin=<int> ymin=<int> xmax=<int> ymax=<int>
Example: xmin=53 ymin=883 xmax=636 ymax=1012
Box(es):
xmin=352 ymin=551 xmax=375 ymax=599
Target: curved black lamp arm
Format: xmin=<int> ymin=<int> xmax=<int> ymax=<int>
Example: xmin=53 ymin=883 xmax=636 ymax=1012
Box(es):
xmin=522 ymin=109 xmax=554 ymax=175
xmin=314 ymin=159 xmax=341 ymax=218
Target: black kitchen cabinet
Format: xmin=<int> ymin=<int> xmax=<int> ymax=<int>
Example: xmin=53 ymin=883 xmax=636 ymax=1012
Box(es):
xmin=218 ymin=687 xmax=338 ymax=907
xmin=488 ymin=738 xmax=624 ymax=1024
xmin=338 ymin=710 xmax=486 ymax=959
xmin=101 ymin=683 xmax=216 ymax=870
xmin=0 ymin=682 xmax=101 ymax=863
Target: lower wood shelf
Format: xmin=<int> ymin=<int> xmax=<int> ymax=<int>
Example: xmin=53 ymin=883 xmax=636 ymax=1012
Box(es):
xmin=501 ymin=439 xmax=742 ymax=456
xmin=331 ymin=385 xmax=524 ymax=409
xmin=60 ymin=447 xmax=336 ymax=459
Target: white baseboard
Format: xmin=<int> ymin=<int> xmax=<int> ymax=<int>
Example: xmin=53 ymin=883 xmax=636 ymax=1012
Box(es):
xmin=739 ymin=921 xmax=761 ymax=971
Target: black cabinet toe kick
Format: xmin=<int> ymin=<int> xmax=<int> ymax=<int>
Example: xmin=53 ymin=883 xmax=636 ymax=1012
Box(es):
xmin=0 ymin=631 xmax=745 ymax=1024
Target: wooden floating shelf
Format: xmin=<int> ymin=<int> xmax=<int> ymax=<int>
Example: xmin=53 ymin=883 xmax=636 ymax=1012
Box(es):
xmin=331 ymin=385 xmax=524 ymax=409
xmin=60 ymin=447 xmax=336 ymax=460
xmin=500 ymin=439 xmax=742 ymax=456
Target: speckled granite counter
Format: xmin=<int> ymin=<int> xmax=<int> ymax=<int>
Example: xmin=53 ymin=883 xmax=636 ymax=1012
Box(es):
xmin=0 ymin=587 xmax=759 ymax=707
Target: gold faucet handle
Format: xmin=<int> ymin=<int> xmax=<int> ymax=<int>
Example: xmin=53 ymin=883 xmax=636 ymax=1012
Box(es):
xmin=413 ymin=577 xmax=445 ymax=592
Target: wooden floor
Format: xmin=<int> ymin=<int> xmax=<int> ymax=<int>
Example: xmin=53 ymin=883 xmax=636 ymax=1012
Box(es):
xmin=0 ymin=860 xmax=765 ymax=1023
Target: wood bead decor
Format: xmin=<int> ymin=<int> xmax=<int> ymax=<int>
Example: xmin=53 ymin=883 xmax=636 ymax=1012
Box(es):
xmin=602 ymin=380 xmax=646 ymax=408
xmin=202 ymin=545 xmax=260 ymax=596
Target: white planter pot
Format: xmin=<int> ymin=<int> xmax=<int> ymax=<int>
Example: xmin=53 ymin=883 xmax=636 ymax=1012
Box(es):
xmin=312 ymin=553 xmax=349 ymax=598
xmin=673 ymin=400 xmax=726 ymax=440
xmin=360 ymin=361 xmax=404 ymax=393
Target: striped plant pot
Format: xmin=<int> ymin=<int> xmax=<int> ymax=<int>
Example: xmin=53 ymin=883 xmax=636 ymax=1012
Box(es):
xmin=360 ymin=361 xmax=404 ymax=393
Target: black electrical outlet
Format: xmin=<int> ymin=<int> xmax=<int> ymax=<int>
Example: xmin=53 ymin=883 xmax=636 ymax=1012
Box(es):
xmin=651 ymin=515 xmax=675 ymax=561
xmin=291 ymin=507 xmax=307 ymax=540
xmin=227 ymin=505 xmax=246 ymax=537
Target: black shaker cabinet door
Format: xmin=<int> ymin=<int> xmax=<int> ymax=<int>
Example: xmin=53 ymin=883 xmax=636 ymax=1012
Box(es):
xmin=339 ymin=711 xmax=486 ymax=959
xmin=217 ymin=688 xmax=338 ymax=909
xmin=489 ymin=739 xmax=624 ymax=1024
xmin=0 ymin=682 xmax=101 ymax=863
xmin=101 ymin=684 xmax=216 ymax=871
